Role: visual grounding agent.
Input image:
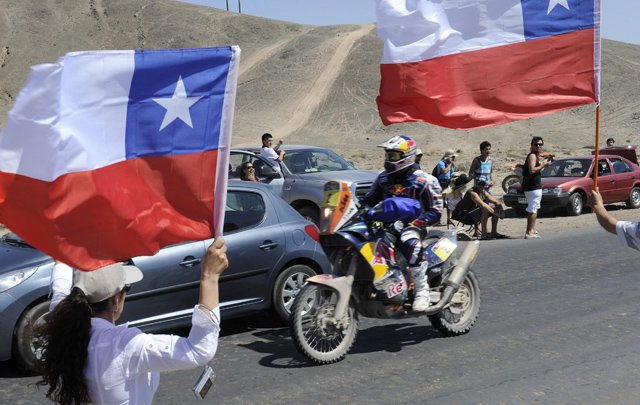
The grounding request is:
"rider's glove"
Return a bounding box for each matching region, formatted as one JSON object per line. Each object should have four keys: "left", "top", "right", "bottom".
{"left": 393, "top": 220, "right": 404, "bottom": 233}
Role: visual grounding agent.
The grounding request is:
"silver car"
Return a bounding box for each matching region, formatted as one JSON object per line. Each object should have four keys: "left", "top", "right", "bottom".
{"left": 0, "top": 181, "right": 330, "bottom": 370}
{"left": 230, "top": 145, "right": 378, "bottom": 224}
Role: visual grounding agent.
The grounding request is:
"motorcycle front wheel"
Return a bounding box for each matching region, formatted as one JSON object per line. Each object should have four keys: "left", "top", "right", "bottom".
{"left": 428, "top": 270, "right": 481, "bottom": 336}
{"left": 502, "top": 174, "right": 520, "bottom": 192}
{"left": 290, "top": 283, "right": 358, "bottom": 364}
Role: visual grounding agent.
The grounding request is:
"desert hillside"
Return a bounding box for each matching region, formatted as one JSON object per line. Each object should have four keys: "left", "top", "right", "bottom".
{"left": 1, "top": 0, "right": 640, "bottom": 175}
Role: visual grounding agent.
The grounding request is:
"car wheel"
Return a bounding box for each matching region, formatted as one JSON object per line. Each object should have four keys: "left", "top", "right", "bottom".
{"left": 626, "top": 187, "right": 640, "bottom": 209}
{"left": 566, "top": 192, "right": 583, "bottom": 216}
{"left": 271, "top": 265, "right": 316, "bottom": 324}
{"left": 297, "top": 206, "right": 319, "bottom": 225}
{"left": 13, "top": 300, "right": 50, "bottom": 372}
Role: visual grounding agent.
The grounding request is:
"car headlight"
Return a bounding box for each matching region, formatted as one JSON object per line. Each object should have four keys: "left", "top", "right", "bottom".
{"left": 0, "top": 268, "right": 37, "bottom": 293}
{"left": 542, "top": 187, "right": 563, "bottom": 194}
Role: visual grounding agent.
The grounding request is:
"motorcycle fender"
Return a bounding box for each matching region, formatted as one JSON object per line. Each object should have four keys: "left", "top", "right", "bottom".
{"left": 306, "top": 274, "right": 341, "bottom": 286}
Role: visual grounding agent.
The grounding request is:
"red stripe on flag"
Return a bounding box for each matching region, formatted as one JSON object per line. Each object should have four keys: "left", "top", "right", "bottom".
{"left": 0, "top": 150, "right": 218, "bottom": 270}
{"left": 377, "top": 29, "right": 597, "bottom": 129}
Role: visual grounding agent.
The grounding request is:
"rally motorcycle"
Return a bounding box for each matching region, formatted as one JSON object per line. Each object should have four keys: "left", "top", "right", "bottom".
{"left": 289, "top": 181, "right": 481, "bottom": 364}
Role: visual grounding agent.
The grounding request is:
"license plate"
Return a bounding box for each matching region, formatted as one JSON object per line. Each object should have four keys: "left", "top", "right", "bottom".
{"left": 518, "top": 197, "right": 527, "bottom": 204}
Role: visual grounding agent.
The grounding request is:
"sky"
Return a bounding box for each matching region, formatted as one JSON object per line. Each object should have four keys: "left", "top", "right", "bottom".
{"left": 186, "top": 0, "right": 639, "bottom": 45}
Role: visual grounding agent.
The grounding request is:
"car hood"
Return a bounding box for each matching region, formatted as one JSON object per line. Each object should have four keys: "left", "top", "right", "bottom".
{"left": 510, "top": 177, "right": 590, "bottom": 191}
{"left": 0, "top": 239, "right": 52, "bottom": 274}
{"left": 295, "top": 170, "right": 378, "bottom": 183}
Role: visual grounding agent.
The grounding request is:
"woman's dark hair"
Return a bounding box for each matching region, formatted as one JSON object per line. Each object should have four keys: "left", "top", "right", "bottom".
{"left": 531, "top": 136, "right": 544, "bottom": 147}
{"left": 239, "top": 161, "right": 256, "bottom": 181}
{"left": 36, "top": 287, "right": 110, "bottom": 405}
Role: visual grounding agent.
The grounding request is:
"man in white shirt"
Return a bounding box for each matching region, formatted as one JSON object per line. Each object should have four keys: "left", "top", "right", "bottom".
{"left": 260, "top": 133, "right": 285, "bottom": 167}
{"left": 588, "top": 188, "right": 640, "bottom": 250}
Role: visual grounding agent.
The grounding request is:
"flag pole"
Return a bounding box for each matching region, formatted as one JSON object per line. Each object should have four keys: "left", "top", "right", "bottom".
{"left": 593, "top": 104, "right": 600, "bottom": 191}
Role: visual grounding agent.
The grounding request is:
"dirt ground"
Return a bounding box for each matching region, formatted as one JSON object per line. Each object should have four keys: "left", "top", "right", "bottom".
{"left": 1, "top": 1, "right": 640, "bottom": 240}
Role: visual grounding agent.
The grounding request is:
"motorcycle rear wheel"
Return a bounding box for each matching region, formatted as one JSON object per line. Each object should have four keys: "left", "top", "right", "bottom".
{"left": 502, "top": 174, "right": 520, "bottom": 192}
{"left": 290, "top": 283, "right": 358, "bottom": 364}
{"left": 428, "top": 270, "right": 480, "bottom": 336}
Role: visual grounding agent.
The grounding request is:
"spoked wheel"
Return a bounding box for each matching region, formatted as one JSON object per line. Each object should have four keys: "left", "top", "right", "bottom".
{"left": 502, "top": 174, "right": 520, "bottom": 192}
{"left": 290, "top": 284, "right": 358, "bottom": 364}
{"left": 428, "top": 270, "right": 480, "bottom": 336}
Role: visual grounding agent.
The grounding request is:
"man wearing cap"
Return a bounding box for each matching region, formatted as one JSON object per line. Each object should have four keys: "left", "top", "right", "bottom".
{"left": 436, "top": 149, "right": 457, "bottom": 190}
{"left": 452, "top": 178, "right": 508, "bottom": 240}
{"left": 39, "top": 239, "right": 228, "bottom": 405}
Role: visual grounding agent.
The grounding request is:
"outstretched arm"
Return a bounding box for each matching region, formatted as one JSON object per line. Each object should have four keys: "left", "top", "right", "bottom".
{"left": 587, "top": 188, "right": 618, "bottom": 234}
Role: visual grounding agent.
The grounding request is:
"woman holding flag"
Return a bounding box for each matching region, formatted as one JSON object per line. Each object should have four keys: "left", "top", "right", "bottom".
{"left": 36, "top": 239, "right": 228, "bottom": 405}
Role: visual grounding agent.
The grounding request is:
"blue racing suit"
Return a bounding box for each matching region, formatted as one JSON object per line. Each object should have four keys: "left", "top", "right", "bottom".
{"left": 360, "top": 168, "right": 443, "bottom": 266}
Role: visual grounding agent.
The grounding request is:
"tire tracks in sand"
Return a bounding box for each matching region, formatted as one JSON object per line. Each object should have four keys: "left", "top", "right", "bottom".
{"left": 278, "top": 24, "right": 375, "bottom": 138}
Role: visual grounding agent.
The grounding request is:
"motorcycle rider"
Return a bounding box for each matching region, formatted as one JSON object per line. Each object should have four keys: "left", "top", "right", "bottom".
{"left": 360, "top": 135, "right": 443, "bottom": 311}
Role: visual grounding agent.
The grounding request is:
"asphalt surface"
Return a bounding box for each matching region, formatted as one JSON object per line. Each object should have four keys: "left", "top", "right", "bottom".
{"left": 2, "top": 224, "right": 640, "bottom": 404}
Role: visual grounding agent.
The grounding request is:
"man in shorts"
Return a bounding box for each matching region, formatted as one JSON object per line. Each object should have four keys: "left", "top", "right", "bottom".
{"left": 522, "top": 137, "right": 551, "bottom": 239}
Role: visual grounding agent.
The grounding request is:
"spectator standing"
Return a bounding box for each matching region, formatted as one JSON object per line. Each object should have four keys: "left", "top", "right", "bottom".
{"left": 260, "top": 133, "right": 285, "bottom": 167}
{"left": 37, "top": 240, "right": 228, "bottom": 405}
{"left": 452, "top": 178, "right": 507, "bottom": 240}
{"left": 588, "top": 188, "right": 640, "bottom": 249}
{"left": 522, "top": 137, "right": 551, "bottom": 239}
{"left": 436, "top": 149, "right": 457, "bottom": 190}
{"left": 239, "top": 161, "right": 259, "bottom": 182}
{"left": 606, "top": 138, "right": 615, "bottom": 147}
{"left": 412, "top": 149, "right": 424, "bottom": 170}
{"left": 469, "top": 141, "right": 494, "bottom": 192}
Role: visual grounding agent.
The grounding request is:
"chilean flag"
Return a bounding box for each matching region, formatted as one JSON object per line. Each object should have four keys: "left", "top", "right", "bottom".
{"left": 376, "top": 0, "right": 601, "bottom": 129}
{"left": 0, "top": 47, "right": 240, "bottom": 270}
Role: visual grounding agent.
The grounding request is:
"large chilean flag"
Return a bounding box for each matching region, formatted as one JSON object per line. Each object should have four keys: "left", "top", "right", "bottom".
{"left": 0, "top": 47, "right": 240, "bottom": 270}
{"left": 376, "top": 0, "right": 601, "bottom": 129}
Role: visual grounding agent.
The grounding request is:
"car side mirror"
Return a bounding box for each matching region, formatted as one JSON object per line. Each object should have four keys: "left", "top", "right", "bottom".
{"left": 260, "top": 165, "right": 281, "bottom": 179}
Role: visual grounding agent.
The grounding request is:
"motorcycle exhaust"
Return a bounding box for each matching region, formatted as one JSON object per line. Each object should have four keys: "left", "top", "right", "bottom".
{"left": 423, "top": 240, "right": 479, "bottom": 315}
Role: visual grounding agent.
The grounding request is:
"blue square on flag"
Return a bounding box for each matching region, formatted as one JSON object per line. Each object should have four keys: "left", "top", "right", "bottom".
{"left": 125, "top": 48, "right": 232, "bottom": 158}
{"left": 521, "top": 0, "right": 595, "bottom": 41}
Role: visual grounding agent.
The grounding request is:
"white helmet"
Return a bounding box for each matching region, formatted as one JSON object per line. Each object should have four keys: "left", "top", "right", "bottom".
{"left": 378, "top": 135, "right": 417, "bottom": 174}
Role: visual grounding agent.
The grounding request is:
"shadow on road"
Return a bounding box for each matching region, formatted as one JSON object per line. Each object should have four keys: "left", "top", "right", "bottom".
{"left": 237, "top": 320, "right": 443, "bottom": 368}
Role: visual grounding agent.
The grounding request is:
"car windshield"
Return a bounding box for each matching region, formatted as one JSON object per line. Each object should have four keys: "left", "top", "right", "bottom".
{"left": 542, "top": 159, "right": 592, "bottom": 178}
{"left": 0, "top": 232, "right": 33, "bottom": 248}
{"left": 283, "top": 149, "right": 356, "bottom": 175}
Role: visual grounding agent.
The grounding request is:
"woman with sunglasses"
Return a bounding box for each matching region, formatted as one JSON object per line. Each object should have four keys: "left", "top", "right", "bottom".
{"left": 37, "top": 239, "right": 228, "bottom": 405}
{"left": 522, "top": 137, "right": 551, "bottom": 239}
{"left": 240, "top": 161, "right": 259, "bottom": 182}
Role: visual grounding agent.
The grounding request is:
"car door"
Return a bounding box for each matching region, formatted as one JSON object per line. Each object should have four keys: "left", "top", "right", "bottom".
{"left": 609, "top": 158, "right": 635, "bottom": 201}
{"left": 212, "top": 188, "right": 286, "bottom": 311}
{"left": 595, "top": 159, "right": 617, "bottom": 203}
{"left": 121, "top": 240, "right": 207, "bottom": 324}
{"left": 229, "top": 151, "right": 284, "bottom": 197}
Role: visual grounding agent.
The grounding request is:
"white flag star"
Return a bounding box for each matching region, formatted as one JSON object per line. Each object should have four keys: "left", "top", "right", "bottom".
{"left": 548, "top": 0, "right": 570, "bottom": 14}
{"left": 153, "top": 76, "right": 202, "bottom": 131}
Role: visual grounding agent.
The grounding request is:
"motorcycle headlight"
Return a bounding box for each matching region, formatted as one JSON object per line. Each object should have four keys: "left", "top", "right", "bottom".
{"left": 0, "top": 268, "right": 37, "bottom": 293}
{"left": 542, "top": 187, "right": 563, "bottom": 194}
{"left": 507, "top": 188, "right": 518, "bottom": 194}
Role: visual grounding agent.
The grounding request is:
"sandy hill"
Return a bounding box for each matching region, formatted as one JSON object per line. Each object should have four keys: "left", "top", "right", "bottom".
{"left": 1, "top": 0, "right": 640, "bottom": 174}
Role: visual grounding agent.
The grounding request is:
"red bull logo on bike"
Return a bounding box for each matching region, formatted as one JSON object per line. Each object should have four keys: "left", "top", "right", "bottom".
{"left": 387, "top": 279, "right": 407, "bottom": 298}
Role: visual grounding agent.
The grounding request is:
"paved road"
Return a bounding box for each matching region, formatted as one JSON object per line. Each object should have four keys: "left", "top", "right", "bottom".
{"left": 2, "top": 225, "right": 640, "bottom": 404}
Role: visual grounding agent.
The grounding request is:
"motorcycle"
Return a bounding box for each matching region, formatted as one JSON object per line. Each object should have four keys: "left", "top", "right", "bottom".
{"left": 501, "top": 154, "right": 556, "bottom": 192}
{"left": 289, "top": 180, "right": 481, "bottom": 364}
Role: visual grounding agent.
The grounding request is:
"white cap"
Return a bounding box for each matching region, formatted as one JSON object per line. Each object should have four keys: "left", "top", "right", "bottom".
{"left": 74, "top": 263, "right": 143, "bottom": 304}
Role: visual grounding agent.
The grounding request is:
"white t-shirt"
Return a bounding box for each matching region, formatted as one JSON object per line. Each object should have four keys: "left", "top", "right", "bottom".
{"left": 260, "top": 146, "right": 280, "bottom": 167}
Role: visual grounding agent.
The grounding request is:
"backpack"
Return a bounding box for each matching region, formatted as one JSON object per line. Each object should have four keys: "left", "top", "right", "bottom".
{"left": 432, "top": 163, "right": 439, "bottom": 177}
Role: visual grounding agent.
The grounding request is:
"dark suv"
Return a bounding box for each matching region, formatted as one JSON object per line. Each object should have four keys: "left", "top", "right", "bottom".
{"left": 230, "top": 145, "right": 378, "bottom": 224}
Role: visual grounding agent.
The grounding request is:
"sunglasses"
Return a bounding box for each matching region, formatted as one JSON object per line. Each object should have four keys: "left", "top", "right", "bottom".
{"left": 123, "top": 284, "right": 131, "bottom": 293}
{"left": 244, "top": 166, "right": 253, "bottom": 169}
{"left": 534, "top": 143, "right": 544, "bottom": 146}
